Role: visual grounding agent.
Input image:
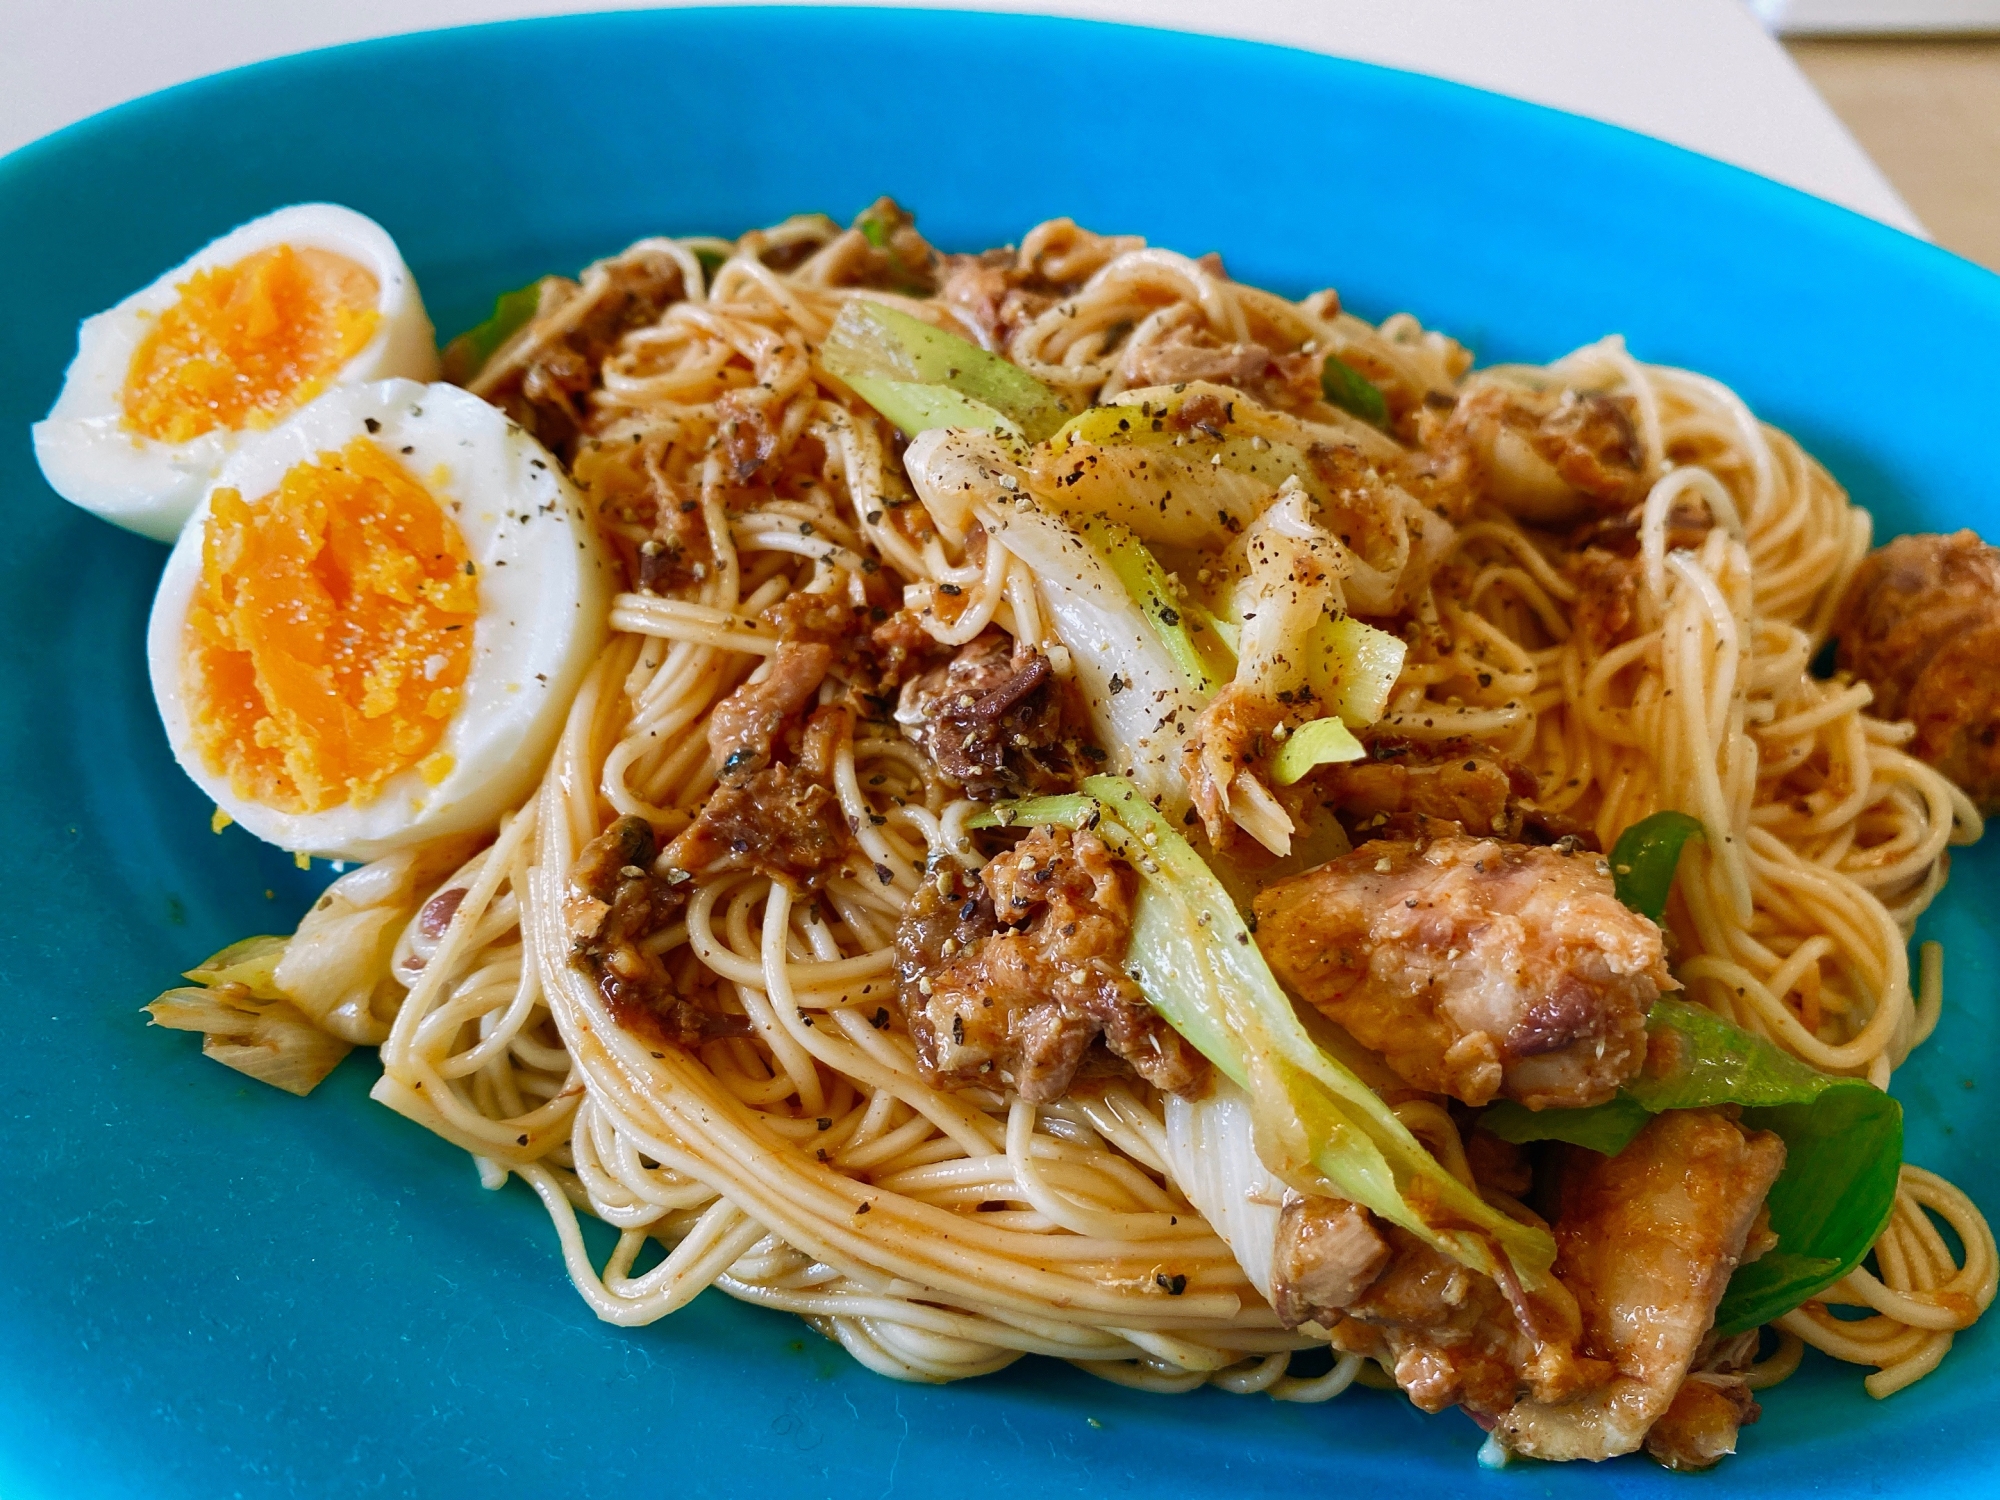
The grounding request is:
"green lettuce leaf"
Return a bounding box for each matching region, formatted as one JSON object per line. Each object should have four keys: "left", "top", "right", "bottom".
{"left": 1609, "top": 809, "right": 1704, "bottom": 923}
{"left": 1482, "top": 998, "right": 1902, "bottom": 1335}
{"left": 1320, "top": 356, "right": 1388, "bottom": 426}
{"left": 441, "top": 279, "right": 545, "bottom": 384}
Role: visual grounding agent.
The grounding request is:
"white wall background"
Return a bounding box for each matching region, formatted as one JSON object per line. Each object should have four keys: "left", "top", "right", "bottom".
{"left": 0, "top": 0, "right": 1922, "bottom": 234}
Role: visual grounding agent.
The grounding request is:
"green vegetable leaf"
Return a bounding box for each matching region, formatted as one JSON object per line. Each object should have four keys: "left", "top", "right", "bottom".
{"left": 1481, "top": 1094, "right": 1654, "bottom": 1155}
{"left": 822, "top": 299, "right": 1068, "bottom": 441}
{"left": 979, "top": 776, "right": 1558, "bottom": 1291}
{"left": 1320, "top": 356, "right": 1388, "bottom": 426}
{"left": 1271, "top": 716, "right": 1365, "bottom": 785}
{"left": 1609, "top": 809, "right": 1704, "bottom": 922}
{"left": 856, "top": 212, "right": 892, "bottom": 250}
{"left": 441, "top": 280, "right": 546, "bottom": 384}
{"left": 1482, "top": 998, "right": 1902, "bottom": 1334}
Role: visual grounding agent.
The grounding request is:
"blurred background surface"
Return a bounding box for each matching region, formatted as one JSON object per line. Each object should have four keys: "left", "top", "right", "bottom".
{"left": 2, "top": 1, "right": 1995, "bottom": 269}
{"left": 1787, "top": 37, "right": 2000, "bottom": 268}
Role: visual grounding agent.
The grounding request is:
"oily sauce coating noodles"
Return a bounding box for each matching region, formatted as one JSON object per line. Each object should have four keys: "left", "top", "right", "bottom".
{"left": 342, "top": 209, "right": 1989, "bottom": 1407}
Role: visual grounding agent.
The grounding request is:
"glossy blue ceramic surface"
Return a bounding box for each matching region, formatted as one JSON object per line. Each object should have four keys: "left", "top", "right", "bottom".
{"left": 1, "top": 9, "right": 1995, "bottom": 1497}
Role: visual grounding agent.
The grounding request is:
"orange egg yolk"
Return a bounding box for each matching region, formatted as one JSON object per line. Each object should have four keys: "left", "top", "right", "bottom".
{"left": 185, "top": 436, "right": 478, "bottom": 814}
{"left": 123, "top": 244, "right": 382, "bottom": 444}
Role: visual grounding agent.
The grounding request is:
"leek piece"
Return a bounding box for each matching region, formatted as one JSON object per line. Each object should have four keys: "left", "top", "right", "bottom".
{"left": 821, "top": 299, "right": 1068, "bottom": 441}
{"left": 1271, "top": 716, "right": 1366, "bottom": 785}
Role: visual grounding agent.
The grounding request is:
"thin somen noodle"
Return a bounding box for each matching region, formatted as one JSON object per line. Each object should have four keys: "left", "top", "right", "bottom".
{"left": 140, "top": 207, "right": 1997, "bottom": 1451}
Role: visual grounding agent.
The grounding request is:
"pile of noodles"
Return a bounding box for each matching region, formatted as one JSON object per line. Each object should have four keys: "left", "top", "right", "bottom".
{"left": 305, "top": 212, "right": 1994, "bottom": 1405}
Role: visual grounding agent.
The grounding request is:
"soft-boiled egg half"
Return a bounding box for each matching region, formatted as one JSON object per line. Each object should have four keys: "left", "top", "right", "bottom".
{"left": 149, "top": 379, "right": 614, "bottom": 862}
{"left": 34, "top": 203, "right": 439, "bottom": 543}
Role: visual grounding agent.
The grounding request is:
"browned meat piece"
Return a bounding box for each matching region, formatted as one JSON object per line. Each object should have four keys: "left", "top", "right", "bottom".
{"left": 896, "top": 631, "right": 1084, "bottom": 799}
{"left": 1322, "top": 737, "right": 1539, "bottom": 841}
{"left": 467, "top": 257, "right": 686, "bottom": 456}
{"left": 938, "top": 250, "right": 1062, "bottom": 351}
{"left": 1833, "top": 529, "right": 2000, "bottom": 812}
{"left": 762, "top": 588, "right": 863, "bottom": 648}
{"left": 708, "top": 588, "right": 910, "bottom": 782}
{"left": 938, "top": 222, "right": 1143, "bottom": 351}
{"left": 1554, "top": 501, "right": 1717, "bottom": 662}
{"left": 1496, "top": 1109, "right": 1787, "bottom": 1463}
{"left": 1569, "top": 549, "right": 1643, "bottom": 657}
{"left": 844, "top": 197, "right": 941, "bottom": 294}
{"left": 1429, "top": 383, "right": 1646, "bottom": 524}
{"left": 726, "top": 593, "right": 948, "bottom": 718}
{"left": 1565, "top": 494, "right": 1715, "bottom": 560}
{"left": 636, "top": 473, "right": 712, "bottom": 596}
{"left": 1642, "top": 1375, "right": 1760, "bottom": 1471}
{"left": 1253, "top": 835, "right": 1670, "bottom": 1108}
{"left": 714, "top": 387, "right": 780, "bottom": 482}
{"left": 862, "top": 606, "right": 951, "bottom": 696}
{"left": 707, "top": 643, "right": 833, "bottom": 782}
{"left": 663, "top": 706, "right": 855, "bottom": 892}
{"left": 1180, "top": 683, "right": 1286, "bottom": 852}
{"left": 1322, "top": 738, "right": 1598, "bottom": 850}
{"left": 565, "top": 815, "right": 741, "bottom": 1047}
{"left": 1327, "top": 1222, "right": 1608, "bottom": 1418}
{"left": 1120, "top": 324, "right": 1324, "bottom": 413}
{"left": 893, "top": 826, "right": 1202, "bottom": 1102}
{"left": 1537, "top": 391, "right": 1647, "bottom": 504}
{"left": 1270, "top": 1195, "right": 1391, "bottom": 1331}
{"left": 1319, "top": 1108, "right": 1782, "bottom": 1465}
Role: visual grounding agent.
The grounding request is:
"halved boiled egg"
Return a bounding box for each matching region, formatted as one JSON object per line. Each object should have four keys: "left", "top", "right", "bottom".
{"left": 148, "top": 379, "right": 614, "bottom": 861}
{"left": 34, "top": 204, "right": 439, "bottom": 543}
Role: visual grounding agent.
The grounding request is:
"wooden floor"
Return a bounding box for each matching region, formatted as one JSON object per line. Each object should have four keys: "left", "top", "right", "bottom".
{"left": 1788, "top": 38, "right": 2000, "bottom": 271}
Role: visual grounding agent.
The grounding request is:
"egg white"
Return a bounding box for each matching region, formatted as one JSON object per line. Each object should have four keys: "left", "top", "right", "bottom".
{"left": 34, "top": 203, "right": 440, "bottom": 544}
{"left": 148, "top": 379, "right": 615, "bottom": 862}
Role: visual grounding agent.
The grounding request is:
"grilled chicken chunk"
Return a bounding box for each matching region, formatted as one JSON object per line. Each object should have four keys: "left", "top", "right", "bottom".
{"left": 1641, "top": 1373, "right": 1762, "bottom": 1471}
{"left": 1324, "top": 1220, "right": 1607, "bottom": 1417}
{"left": 1496, "top": 1108, "right": 1786, "bottom": 1462}
{"left": 1286, "top": 1110, "right": 1782, "bottom": 1466}
{"left": 1254, "top": 834, "right": 1671, "bottom": 1109}
{"left": 1833, "top": 529, "right": 2000, "bottom": 813}
{"left": 1271, "top": 1194, "right": 1391, "bottom": 1332}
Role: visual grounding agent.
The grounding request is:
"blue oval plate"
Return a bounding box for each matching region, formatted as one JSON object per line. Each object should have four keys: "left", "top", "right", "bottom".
{"left": 2, "top": 9, "right": 1996, "bottom": 1497}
